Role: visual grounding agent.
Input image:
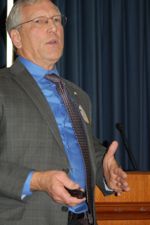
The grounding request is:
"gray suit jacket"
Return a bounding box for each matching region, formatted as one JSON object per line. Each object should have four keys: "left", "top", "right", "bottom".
{"left": 0, "top": 59, "right": 108, "bottom": 225}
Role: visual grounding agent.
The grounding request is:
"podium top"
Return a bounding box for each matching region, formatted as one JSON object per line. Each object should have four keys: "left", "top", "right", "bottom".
{"left": 95, "top": 172, "right": 150, "bottom": 203}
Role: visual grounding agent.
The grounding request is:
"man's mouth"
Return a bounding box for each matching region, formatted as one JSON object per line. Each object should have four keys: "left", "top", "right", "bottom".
{"left": 46, "top": 39, "right": 58, "bottom": 45}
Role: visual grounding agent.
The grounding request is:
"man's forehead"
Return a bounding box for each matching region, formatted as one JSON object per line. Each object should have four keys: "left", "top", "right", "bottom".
{"left": 21, "top": 0, "right": 60, "bottom": 18}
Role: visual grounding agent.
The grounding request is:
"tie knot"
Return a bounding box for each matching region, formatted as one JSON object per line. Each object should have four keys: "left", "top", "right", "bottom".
{"left": 45, "top": 73, "right": 65, "bottom": 92}
{"left": 45, "top": 73, "right": 61, "bottom": 84}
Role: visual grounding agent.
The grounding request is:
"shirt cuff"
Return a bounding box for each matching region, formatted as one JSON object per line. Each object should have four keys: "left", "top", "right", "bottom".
{"left": 21, "top": 171, "right": 34, "bottom": 200}
{"left": 103, "top": 178, "right": 113, "bottom": 192}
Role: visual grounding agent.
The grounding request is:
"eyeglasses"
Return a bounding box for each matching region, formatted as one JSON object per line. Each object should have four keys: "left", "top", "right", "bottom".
{"left": 14, "top": 15, "right": 67, "bottom": 29}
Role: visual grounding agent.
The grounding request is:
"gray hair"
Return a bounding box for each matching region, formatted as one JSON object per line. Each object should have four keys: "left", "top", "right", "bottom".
{"left": 6, "top": 0, "right": 54, "bottom": 33}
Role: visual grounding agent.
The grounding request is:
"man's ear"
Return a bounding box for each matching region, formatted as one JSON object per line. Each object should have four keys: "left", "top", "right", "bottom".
{"left": 9, "top": 29, "right": 22, "bottom": 49}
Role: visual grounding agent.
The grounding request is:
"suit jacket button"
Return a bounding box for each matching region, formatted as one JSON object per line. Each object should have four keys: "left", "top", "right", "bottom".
{"left": 61, "top": 206, "right": 68, "bottom": 212}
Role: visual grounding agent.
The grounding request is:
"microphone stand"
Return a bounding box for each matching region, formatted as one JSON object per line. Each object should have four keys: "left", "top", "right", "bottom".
{"left": 116, "top": 123, "right": 138, "bottom": 171}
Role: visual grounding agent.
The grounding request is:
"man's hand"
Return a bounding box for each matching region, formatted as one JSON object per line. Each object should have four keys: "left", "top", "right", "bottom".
{"left": 30, "top": 170, "right": 86, "bottom": 206}
{"left": 103, "top": 141, "right": 130, "bottom": 195}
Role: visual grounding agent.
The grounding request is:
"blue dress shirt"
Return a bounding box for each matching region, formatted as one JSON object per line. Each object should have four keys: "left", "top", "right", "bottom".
{"left": 19, "top": 56, "right": 88, "bottom": 213}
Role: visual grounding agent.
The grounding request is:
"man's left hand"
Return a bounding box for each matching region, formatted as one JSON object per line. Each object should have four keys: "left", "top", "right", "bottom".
{"left": 103, "top": 141, "right": 130, "bottom": 195}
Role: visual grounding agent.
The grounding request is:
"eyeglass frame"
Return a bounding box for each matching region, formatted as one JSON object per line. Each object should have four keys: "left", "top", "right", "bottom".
{"left": 12, "top": 14, "right": 67, "bottom": 29}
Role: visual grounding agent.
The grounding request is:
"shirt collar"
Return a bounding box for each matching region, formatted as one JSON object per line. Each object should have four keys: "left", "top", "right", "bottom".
{"left": 18, "top": 56, "right": 59, "bottom": 81}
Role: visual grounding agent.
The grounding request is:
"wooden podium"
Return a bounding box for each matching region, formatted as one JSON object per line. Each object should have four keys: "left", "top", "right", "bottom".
{"left": 95, "top": 172, "right": 150, "bottom": 225}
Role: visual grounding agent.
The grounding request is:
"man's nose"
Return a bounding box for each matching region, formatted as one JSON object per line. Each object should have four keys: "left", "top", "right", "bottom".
{"left": 47, "top": 18, "right": 57, "bottom": 31}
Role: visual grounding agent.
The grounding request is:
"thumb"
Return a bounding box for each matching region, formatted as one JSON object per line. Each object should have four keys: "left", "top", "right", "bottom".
{"left": 61, "top": 173, "right": 80, "bottom": 190}
{"left": 106, "top": 141, "right": 118, "bottom": 158}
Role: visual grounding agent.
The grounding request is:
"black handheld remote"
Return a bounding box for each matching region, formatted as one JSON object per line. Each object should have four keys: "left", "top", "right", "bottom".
{"left": 65, "top": 188, "right": 85, "bottom": 199}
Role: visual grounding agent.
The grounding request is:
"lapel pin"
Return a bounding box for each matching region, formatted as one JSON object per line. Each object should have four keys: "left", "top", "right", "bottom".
{"left": 79, "top": 105, "right": 90, "bottom": 124}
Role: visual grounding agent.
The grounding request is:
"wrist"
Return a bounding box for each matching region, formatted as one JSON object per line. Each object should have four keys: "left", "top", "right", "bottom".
{"left": 30, "top": 171, "right": 44, "bottom": 191}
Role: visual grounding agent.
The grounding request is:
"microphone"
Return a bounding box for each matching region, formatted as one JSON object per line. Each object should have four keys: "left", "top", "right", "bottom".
{"left": 116, "top": 123, "right": 138, "bottom": 170}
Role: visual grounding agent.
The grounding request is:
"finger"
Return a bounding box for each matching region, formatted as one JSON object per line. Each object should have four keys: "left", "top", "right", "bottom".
{"left": 118, "top": 178, "right": 130, "bottom": 190}
{"left": 65, "top": 194, "right": 86, "bottom": 206}
{"left": 116, "top": 183, "right": 130, "bottom": 192}
{"left": 115, "top": 191, "right": 122, "bottom": 196}
{"left": 113, "top": 167, "right": 127, "bottom": 178}
{"left": 105, "top": 168, "right": 127, "bottom": 189}
{"left": 114, "top": 179, "right": 130, "bottom": 192}
{"left": 50, "top": 183, "right": 85, "bottom": 205}
{"left": 58, "top": 172, "right": 80, "bottom": 190}
{"left": 112, "top": 172, "right": 129, "bottom": 189}
{"left": 59, "top": 187, "right": 86, "bottom": 206}
{"left": 108, "top": 174, "right": 127, "bottom": 190}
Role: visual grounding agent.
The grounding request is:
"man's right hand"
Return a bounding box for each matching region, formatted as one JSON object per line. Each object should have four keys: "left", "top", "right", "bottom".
{"left": 30, "top": 170, "right": 86, "bottom": 206}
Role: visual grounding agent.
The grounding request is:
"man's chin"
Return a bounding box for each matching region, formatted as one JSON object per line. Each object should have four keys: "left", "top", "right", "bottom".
{"left": 46, "top": 53, "right": 62, "bottom": 62}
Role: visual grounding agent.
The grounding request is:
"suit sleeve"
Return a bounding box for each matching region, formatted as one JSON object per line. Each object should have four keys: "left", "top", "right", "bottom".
{"left": 0, "top": 103, "right": 31, "bottom": 200}
{"left": 86, "top": 98, "right": 112, "bottom": 195}
{"left": 0, "top": 161, "right": 32, "bottom": 200}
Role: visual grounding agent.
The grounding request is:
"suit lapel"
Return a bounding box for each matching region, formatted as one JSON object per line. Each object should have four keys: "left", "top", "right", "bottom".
{"left": 65, "top": 80, "right": 91, "bottom": 124}
{"left": 9, "top": 59, "right": 64, "bottom": 150}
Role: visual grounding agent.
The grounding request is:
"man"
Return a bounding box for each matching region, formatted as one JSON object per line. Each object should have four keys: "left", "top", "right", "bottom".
{"left": 0, "top": 0, "right": 129, "bottom": 224}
